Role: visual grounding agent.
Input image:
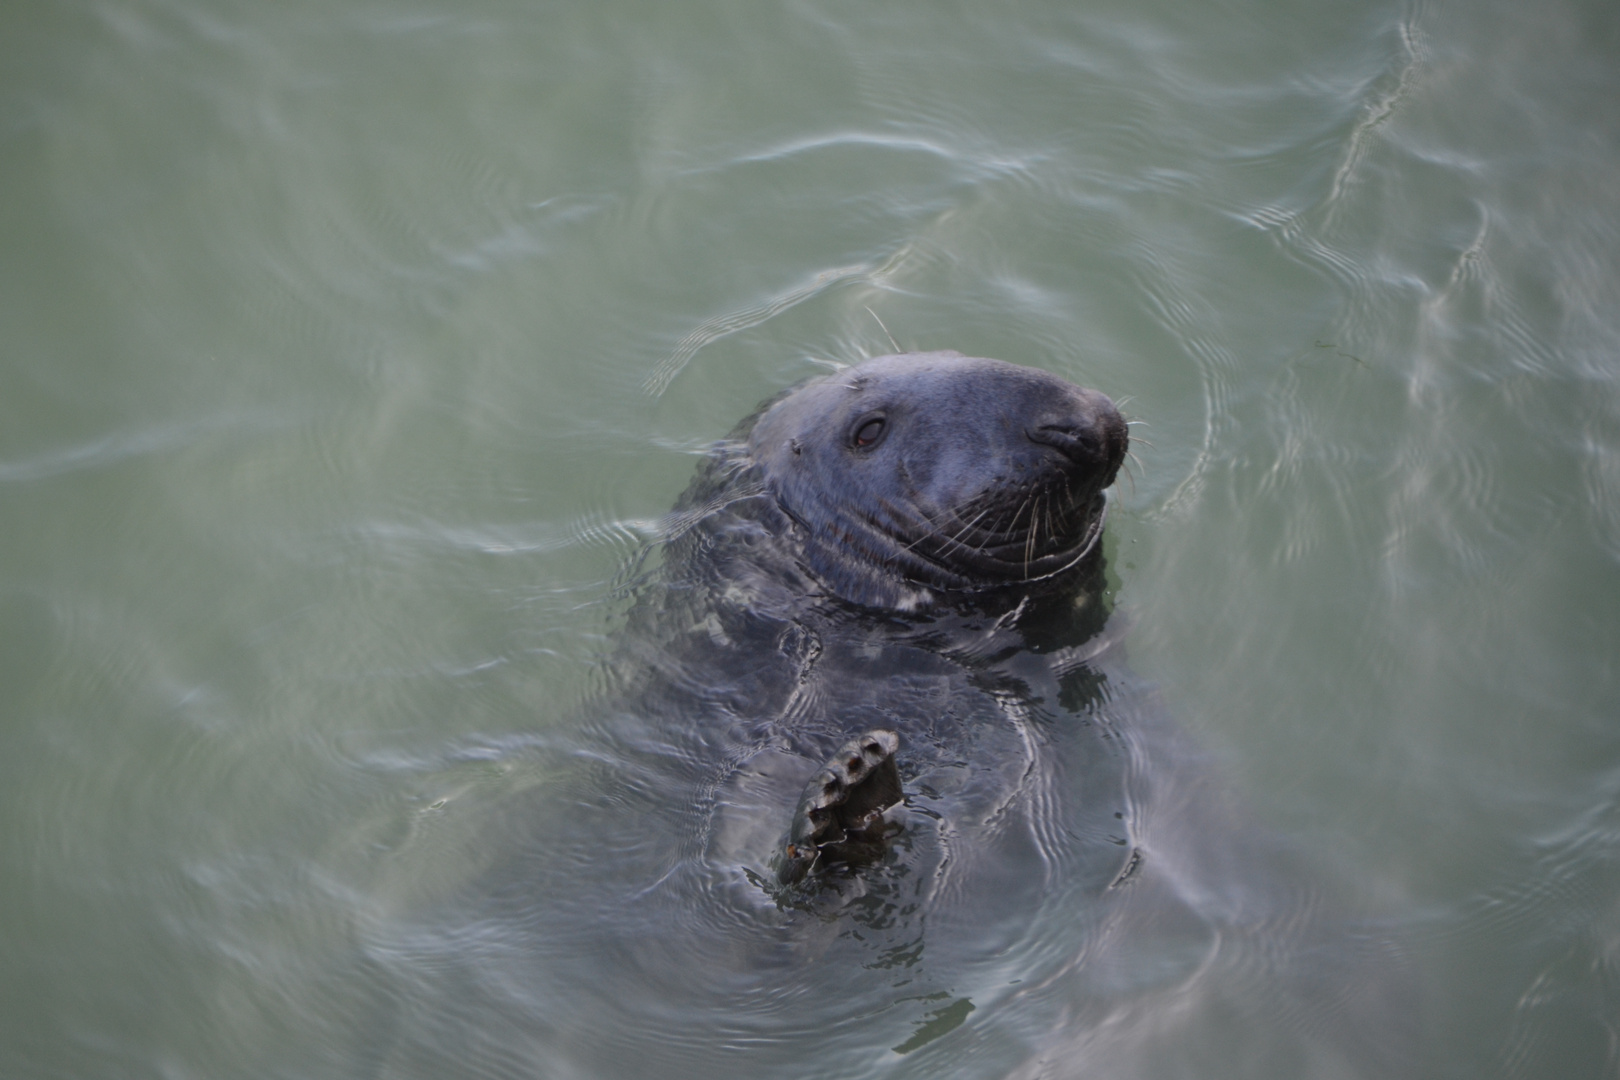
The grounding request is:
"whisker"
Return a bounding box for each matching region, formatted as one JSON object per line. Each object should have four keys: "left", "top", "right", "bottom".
{"left": 864, "top": 306, "right": 902, "bottom": 354}
{"left": 899, "top": 501, "right": 997, "bottom": 557}
{"left": 988, "top": 497, "right": 1028, "bottom": 549}
{"left": 942, "top": 505, "right": 1005, "bottom": 558}
{"left": 1022, "top": 492, "right": 1040, "bottom": 578}
{"left": 939, "top": 498, "right": 998, "bottom": 535}
{"left": 920, "top": 501, "right": 979, "bottom": 546}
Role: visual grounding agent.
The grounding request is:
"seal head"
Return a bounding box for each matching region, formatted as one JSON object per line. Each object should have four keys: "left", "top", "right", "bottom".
{"left": 747, "top": 351, "right": 1127, "bottom": 611}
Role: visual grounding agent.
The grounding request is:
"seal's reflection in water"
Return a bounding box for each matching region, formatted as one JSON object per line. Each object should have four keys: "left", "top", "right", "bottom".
{"left": 354, "top": 354, "right": 1414, "bottom": 1080}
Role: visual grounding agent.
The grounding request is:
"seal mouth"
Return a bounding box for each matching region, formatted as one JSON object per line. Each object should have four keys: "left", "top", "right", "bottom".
{"left": 900, "top": 487, "right": 1109, "bottom": 589}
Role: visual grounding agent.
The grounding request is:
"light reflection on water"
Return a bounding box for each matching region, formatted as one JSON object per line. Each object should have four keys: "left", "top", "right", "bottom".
{"left": 2, "top": 0, "right": 1619, "bottom": 1076}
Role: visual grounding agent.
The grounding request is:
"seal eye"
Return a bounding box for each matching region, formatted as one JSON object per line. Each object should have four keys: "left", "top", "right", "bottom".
{"left": 852, "top": 416, "right": 887, "bottom": 450}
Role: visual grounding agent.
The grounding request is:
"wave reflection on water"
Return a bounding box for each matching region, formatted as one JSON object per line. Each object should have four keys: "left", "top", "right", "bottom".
{"left": 3, "top": 0, "right": 1620, "bottom": 1076}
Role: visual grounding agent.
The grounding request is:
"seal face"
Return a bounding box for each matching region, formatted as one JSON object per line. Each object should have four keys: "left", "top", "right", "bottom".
{"left": 745, "top": 351, "right": 1127, "bottom": 611}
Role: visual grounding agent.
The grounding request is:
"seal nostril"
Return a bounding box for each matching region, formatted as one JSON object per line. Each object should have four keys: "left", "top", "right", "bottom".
{"left": 1027, "top": 423, "right": 1097, "bottom": 464}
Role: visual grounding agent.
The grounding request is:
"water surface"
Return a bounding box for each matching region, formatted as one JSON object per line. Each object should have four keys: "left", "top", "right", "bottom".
{"left": 3, "top": 0, "right": 1619, "bottom": 1076}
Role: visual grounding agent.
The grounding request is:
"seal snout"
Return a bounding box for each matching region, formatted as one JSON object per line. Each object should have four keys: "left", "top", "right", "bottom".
{"left": 1024, "top": 394, "right": 1128, "bottom": 479}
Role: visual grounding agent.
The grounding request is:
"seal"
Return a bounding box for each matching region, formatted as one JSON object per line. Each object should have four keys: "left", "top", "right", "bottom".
{"left": 623, "top": 349, "right": 1128, "bottom": 886}
{"left": 346, "top": 350, "right": 1416, "bottom": 1080}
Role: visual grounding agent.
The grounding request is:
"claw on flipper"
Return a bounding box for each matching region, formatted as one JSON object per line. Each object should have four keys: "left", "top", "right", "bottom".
{"left": 778, "top": 729, "right": 904, "bottom": 885}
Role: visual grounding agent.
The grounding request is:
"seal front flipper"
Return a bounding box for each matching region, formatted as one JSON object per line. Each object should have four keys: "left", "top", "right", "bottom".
{"left": 776, "top": 730, "right": 904, "bottom": 886}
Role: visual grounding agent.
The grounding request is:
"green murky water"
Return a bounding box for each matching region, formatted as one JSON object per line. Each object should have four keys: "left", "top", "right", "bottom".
{"left": 3, "top": 0, "right": 1619, "bottom": 1076}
